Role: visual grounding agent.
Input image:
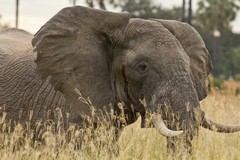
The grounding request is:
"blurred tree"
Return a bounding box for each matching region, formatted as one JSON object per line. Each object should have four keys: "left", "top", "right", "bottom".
{"left": 69, "top": 0, "right": 106, "bottom": 9}
{"left": 182, "top": 0, "right": 186, "bottom": 22}
{"left": 16, "top": 0, "right": 19, "bottom": 28}
{"left": 195, "top": 0, "right": 240, "bottom": 34}
{"left": 195, "top": 0, "right": 240, "bottom": 77}
{"left": 195, "top": 24, "right": 240, "bottom": 78}
{"left": 182, "top": 0, "right": 192, "bottom": 24}
{"left": 188, "top": 0, "right": 192, "bottom": 24}
{"left": 82, "top": 0, "right": 182, "bottom": 20}
{"left": 110, "top": 0, "right": 182, "bottom": 20}
{"left": 226, "top": 47, "right": 240, "bottom": 77}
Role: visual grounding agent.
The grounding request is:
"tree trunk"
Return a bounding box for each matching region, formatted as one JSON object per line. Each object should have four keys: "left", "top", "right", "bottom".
{"left": 188, "top": 0, "right": 192, "bottom": 25}
{"left": 15, "top": 0, "right": 19, "bottom": 28}
{"left": 182, "top": 0, "right": 186, "bottom": 22}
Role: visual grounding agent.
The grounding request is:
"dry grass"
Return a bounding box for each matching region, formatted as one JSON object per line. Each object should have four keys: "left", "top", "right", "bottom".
{"left": 1, "top": 92, "right": 240, "bottom": 160}
{"left": 223, "top": 80, "right": 240, "bottom": 96}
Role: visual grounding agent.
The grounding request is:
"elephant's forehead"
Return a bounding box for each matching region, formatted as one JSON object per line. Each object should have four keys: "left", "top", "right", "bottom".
{"left": 123, "top": 19, "right": 181, "bottom": 51}
{"left": 126, "top": 19, "right": 176, "bottom": 41}
{"left": 121, "top": 39, "right": 183, "bottom": 64}
{"left": 114, "top": 19, "right": 189, "bottom": 66}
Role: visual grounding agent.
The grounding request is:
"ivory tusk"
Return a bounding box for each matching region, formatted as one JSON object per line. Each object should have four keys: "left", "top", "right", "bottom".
{"left": 202, "top": 118, "right": 240, "bottom": 133}
{"left": 152, "top": 114, "right": 183, "bottom": 137}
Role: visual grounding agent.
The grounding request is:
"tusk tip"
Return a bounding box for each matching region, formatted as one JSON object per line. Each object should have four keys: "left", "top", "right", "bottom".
{"left": 152, "top": 114, "right": 184, "bottom": 137}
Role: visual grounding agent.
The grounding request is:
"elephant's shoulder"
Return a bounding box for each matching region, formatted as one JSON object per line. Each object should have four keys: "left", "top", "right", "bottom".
{"left": 0, "top": 28, "right": 34, "bottom": 68}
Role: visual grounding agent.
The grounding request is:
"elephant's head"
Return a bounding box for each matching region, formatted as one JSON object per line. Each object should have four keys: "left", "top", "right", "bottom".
{"left": 32, "top": 6, "right": 240, "bottom": 139}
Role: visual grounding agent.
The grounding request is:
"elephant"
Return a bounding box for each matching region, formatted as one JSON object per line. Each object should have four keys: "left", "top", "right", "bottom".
{"left": 0, "top": 28, "right": 179, "bottom": 137}
{"left": 0, "top": 29, "right": 68, "bottom": 127}
{"left": 1, "top": 6, "right": 240, "bottom": 155}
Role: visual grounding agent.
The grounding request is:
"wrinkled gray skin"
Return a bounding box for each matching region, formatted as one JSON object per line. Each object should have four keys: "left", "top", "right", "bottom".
{"left": 1, "top": 6, "right": 240, "bottom": 155}
{"left": 0, "top": 29, "right": 68, "bottom": 125}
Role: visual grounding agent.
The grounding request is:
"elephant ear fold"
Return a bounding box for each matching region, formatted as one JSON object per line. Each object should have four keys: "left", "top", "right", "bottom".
{"left": 32, "top": 6, "right": 130, "bottom": 120}
{"left": 150, "top": 19, "right": 213, "bottom": 101}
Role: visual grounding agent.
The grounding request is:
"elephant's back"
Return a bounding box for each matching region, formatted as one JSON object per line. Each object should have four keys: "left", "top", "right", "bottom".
{"left": 0, "top": 28, "right": 33, "bottom": 68}
{"left": 0, "top": 28, "right": 68, "bottom": 125}
{"left": 0, "top": 28, "right": 37, "bottom": 106}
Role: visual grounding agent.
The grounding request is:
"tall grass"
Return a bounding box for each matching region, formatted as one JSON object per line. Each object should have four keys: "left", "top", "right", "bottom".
{"left": 1, "top": 93, "right": 240, "bottom": 160}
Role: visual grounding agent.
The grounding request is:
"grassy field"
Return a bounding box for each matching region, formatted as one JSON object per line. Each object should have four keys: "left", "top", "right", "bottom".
{"left": 1, "top": 93, "right": 240, "bottom": 160}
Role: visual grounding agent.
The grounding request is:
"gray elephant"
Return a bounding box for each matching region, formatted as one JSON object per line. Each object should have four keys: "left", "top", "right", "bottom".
{"left": 1, "top": 6, "right": 240, "bottom": 154}
{"left": 0, "top": 29, "right": 178, "bottom": 137}
{"left": 0, "top": 28, "right": 68, "bottom": 126}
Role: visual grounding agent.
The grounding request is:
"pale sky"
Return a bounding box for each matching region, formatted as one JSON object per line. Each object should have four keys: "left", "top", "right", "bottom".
{"left": 0, "top": 0, "right": 240, "bottom": 34}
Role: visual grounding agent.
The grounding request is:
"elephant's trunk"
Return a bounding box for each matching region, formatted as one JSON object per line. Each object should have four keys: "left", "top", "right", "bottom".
{"left": 151, "top": 76, "right": 202, "bottom": 150}
{"left": 166, "top": 77, "right": 240, "bottom": 134}
{"left": 168, "top": 79, "right": 202, "bottom": 129}
{"left": 158, "top": 78, "right": 204, "bottom": 152}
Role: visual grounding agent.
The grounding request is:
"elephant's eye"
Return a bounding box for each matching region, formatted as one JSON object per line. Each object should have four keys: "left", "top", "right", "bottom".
{"left": 137, "top": 63, "right": 148, "bottom": 72}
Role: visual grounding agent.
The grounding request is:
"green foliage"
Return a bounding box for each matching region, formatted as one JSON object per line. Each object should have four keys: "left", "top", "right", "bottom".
{"left": 194, "top": 25, "right": 240, "bottom": 78}
{"left": 195, "top": 0, "right": 240, "bottom": 33}
{"left": 207, "top": 75, "right": 224, "bottom": 92}
{"left": 208, "top": 75, "right": 225, "bottom": 91}
{"left": 235, "top": 74, "right": 240, "bottom": 81}
{"left": 212, "top": 77, "right": 225, "bottom": 90}
{"left": 213, "top": 32, "right": 240, "bottom": 78}
{"left": 193, "top": 0, "right": 240, "bottom": 78}
{"left": 83, "top": 0, "right": 182, "bottom": 20}
{"left": 110, "top": 0, "right": 182, "bottom": 20}
{"left": 226, "top": 47, "right": 240, "bottom": 78}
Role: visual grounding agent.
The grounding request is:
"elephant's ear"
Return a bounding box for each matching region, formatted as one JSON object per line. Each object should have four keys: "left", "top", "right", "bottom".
{"left": 150, "top": 19, "right": 213, "bottom": 101}
{"left": 32, "top": 6, "right": 130, "bottom": 120}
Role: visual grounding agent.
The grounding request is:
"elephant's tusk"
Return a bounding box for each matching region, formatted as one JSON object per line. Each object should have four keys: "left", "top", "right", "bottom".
{"left": 152, "top": 114, "right": 183, "bottom": 137}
